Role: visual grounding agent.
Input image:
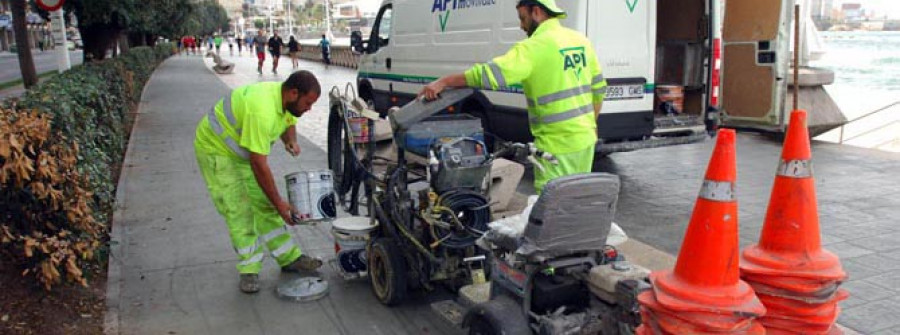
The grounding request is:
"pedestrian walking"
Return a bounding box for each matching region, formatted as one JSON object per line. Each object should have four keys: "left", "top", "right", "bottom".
{"left": 288, "top": 36, "right": 301, "bottom": 69}
{"left": 268, "top": 31, "right": 285, "bottom": 74}
{"left": 228, "top": 36, "right": 234, "bottom": 56}
{"left": 237, "top": 37, "right": 243, "bottom": 56}
{"left": 318, "top": 35, "right": 331, "bottom": 68}
{"left": 253, "top": 31, "right": 268, "bottom": 75}
{"left": 214, "top": 34, "right": 223, "bottom": 54}
{"left": 420, "top": 0, "right": 607, "bottom": 194}
{"left": 193, "top": 71, "right": 324, "bottom": 293}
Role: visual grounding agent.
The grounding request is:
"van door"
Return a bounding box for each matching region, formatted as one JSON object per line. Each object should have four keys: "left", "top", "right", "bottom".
{"left": 360, "top": 3, "right": 394, "bottom": 111}
{"left": 720, "top": 0, "right": 791, "bottom": 130}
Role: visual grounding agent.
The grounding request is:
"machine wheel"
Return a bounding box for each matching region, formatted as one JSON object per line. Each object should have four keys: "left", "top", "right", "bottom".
{"left": 327, "top": 107, "right": 356, "bottom": 197}
{"left": 465, "top": 296, "right": 531, "bottom": 335}
{"left": 368, "top": 238, "right": 408, "bottom": 306}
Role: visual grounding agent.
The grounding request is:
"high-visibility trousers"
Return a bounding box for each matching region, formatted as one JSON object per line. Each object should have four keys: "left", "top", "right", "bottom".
{"left": 195, "top": 148, "right": 302, "bottom": 274}
{"left": 533, "top": 144, "right": 595, "bottom": 194}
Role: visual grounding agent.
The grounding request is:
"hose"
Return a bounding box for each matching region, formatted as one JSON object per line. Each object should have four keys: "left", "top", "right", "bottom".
{"left": 429, "top": 190, "right": 491, "bottom": 249}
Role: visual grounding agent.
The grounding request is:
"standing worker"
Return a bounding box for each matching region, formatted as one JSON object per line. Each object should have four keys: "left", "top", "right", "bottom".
{"left": 253, "top": 30, "right": 268, "bottom": 75}
{"left": 194, "top": 71, "right": 324, "bottom": 293}
{"left": 268, "top": 31, "right": 285, "bottom": 74}
{"left": 420, "top": 0, "right": 606, "bottom": 194}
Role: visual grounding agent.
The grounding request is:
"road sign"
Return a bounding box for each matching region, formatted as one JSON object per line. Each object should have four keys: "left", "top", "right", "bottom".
{"left": 36, "top": 0, "right": 64, "bottom": 12}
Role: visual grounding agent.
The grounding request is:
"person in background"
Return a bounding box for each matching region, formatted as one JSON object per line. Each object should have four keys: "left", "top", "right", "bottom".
{"left": 253, "top": 30, "right": 268, "bottom": 75}
{"left": 228, "top": 36, "right": 235, "bottom": 56}
{"left": 318, "top": 34, "right": 331, "bottom": 68}
{"left": 237, "top": 36, "right": 243, "bottom": 56}
{"left": 207, "top": 36, "right": 214, "bottom": 52}
{"left": 288, "top": 36, "right": 301, "bottom": 69}
{"left": 268, "top": 31, "right": 285, "bottom": 74}
{"left": 214, "top": 34, "right": 224, "bottom": 54}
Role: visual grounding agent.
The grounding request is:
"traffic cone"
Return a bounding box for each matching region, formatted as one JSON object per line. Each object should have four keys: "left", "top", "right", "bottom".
{"left": 740, "top": 110, "right": 848, "bottom": 334}
{"left": 636, "top": 129, "right": 766, "bottom": 334}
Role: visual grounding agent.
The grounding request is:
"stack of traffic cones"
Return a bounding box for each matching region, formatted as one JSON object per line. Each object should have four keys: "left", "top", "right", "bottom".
{"left": 740, "top": 110, "right": 848, "bottom": 334}
{"left": 637, "top": 129, "right": 766, "bottom": 334}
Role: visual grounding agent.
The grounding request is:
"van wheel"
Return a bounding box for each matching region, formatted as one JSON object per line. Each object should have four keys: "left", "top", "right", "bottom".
{"left": 369, "top": 238, "right": 408, "bottom": 306}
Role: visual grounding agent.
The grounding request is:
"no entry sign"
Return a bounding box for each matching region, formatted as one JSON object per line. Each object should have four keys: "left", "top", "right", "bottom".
{"left": 36, "top": 0, "right": 64, "bottom": 12}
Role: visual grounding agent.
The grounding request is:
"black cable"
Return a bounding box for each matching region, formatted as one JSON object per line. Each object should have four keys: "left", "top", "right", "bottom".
{"left": 432, "top": 190, "right": 491, "bottom": 249}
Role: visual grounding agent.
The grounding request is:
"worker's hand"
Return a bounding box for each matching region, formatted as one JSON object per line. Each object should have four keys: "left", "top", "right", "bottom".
{"left": 276, "top": 200, "right": 298, "bottom": 226}
{"left": 419, "top": 79, "right": 446, "bottom": 101}
{"left": 284, "top": 141, "right": 301, "bottom": 157}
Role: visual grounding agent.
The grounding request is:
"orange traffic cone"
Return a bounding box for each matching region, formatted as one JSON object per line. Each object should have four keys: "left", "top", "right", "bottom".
{"left": 636, "top": 129, "right": 766, "bottom": 334}
{"left": 740, "top": 110, "right": 848, "bottom": 334}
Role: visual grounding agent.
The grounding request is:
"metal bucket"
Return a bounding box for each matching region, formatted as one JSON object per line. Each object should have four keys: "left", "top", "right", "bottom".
{"left": 331, "top": 216, "right": 378, "bottom": 251}
{"left": 285, "top": 170, "right": 336, "bottom": 223}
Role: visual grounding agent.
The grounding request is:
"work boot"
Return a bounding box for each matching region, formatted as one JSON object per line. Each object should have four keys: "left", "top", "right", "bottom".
{"left": 282, "top": 254, "right": 323, "bottom": 273}
{"left": 239, "top": 273, "right": 260, "bottom": 294}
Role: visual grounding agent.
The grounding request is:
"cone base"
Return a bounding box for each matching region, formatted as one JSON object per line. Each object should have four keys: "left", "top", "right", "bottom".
{"left": 741, "top": 244, "right": 846, "bottom": 281}
{"left": 650, "top": 271, "right": 766, "bottom": 315}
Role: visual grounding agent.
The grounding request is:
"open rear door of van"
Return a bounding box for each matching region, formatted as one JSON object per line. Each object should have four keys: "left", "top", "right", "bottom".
{"left": 720, "top": 0, "right": 792, "bottom": 131}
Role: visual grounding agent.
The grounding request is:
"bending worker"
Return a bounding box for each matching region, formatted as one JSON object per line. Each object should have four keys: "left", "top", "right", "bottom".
{"left": 194, "top": 71, "right": 323, "bottom": 293}
{"left": 420, "top": 0, "right": 606, "bottom": 194}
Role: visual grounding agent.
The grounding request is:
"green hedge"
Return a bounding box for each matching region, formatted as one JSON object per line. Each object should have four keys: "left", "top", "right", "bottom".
{"left": 0, "top": 43, "right": 174, "bottom": 289}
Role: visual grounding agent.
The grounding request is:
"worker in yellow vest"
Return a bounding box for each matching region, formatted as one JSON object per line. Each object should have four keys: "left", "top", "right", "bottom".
{"left": 194, "top": 71, "right": 323, "bottom": 293}
{"left": 420, "top": 0, "right": 606, "bottom": 194}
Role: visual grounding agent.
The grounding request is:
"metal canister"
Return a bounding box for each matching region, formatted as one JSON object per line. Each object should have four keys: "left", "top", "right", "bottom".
{"left": 285, "top": 170, "right": 336, "bottom": 223}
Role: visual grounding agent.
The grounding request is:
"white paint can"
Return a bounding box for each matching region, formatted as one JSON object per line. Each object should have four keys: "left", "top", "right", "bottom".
{"left": 285, "top": 170, "right": 336, "bottom": 223}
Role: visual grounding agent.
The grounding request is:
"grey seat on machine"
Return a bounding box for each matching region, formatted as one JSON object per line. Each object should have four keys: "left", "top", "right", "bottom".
{"left": 517, "top": 173, "right": 620, "bottom": 259}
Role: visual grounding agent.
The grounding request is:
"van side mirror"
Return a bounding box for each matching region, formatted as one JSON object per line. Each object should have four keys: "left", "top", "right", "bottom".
{"left": 350, "top": 31, "right": 366, "bottom": 54}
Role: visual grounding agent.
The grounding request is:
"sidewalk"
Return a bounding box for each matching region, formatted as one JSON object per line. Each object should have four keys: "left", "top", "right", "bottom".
{"left": 109, "top": 52, "right": 900, "bottom": 334}
{"left": 105, "top": 55, "right": 460, "bottom": 334}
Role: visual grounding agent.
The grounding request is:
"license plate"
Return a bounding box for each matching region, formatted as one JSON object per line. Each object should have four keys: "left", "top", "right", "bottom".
{"left": 605, "top": 84, "right": 644, "bottom": 100}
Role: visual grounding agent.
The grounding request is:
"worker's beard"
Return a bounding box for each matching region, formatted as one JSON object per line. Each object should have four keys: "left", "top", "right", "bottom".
{"left": 524, "top": 18, "right": 539, "bottom": 37}
{"left": 286, "top": 100, "right": 305, "bottom": 117}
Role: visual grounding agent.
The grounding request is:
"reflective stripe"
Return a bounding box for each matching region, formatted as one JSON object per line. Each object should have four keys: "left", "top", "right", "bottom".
{"left": 222, "top": 91, "right": 236, "bottom": 126}
{"left": 238, "top": 253, "right": 264, "bottom": 266}
{"left": 207, "top": 107, "right": 225, "bottom": 134}
{"left": 777, "top": 159, "right": 813, "bottom": 178}
{"left": 226, "top": 138, "right": 250, "bottom": 159}
{"left": 262, "top": 226, "right": 288, "bottom": 243}
{"left": 207, "top": 94, "right": 250, "bottom": 159}
{"left": 698, "top": 180, "right": 735, "bottom": 202}
{"left": 536, "top": 85, "right": 591, "bottom": 106}
{"left": 592, "top": 74, "right": 604, "bottom": 86}
{"left": 271, "top": 242, "right": 295, "bottom": 258}
{"left": 488, "top": 62, "right": 506, "bottom": 88}
{"left": 236, "top": 243, "right": 259, "bottom": 257}
{"left": 481, "top": 66, "right": 491, "bottom": 90}
{"left": 593, "top": 86, "right": 607, "bottom": 95}
{"left": 529, "top": 103, "right": 593, "bottom": 125}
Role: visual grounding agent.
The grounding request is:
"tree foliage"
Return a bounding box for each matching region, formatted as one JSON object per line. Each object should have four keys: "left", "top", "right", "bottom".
{"left": 60, "top": 0, "right": 229, "bottom": 61}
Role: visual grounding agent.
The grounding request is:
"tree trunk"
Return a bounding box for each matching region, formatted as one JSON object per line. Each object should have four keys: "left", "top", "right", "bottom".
{"left": 118, "top": 33, "right": 130, "bottom": 54}
{"left": 11, "top": 0, "right": 37, "bottom": 88}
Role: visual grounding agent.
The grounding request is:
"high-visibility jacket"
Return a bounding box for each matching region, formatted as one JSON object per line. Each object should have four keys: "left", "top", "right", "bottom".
{"left": 194, "top": 82, "right": 297, "bottom": 160}
{"left": 465, "top": 18, "right": 606, "bottom": 154}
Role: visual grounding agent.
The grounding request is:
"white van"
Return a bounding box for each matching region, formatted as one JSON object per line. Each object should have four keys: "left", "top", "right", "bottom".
{"left": 351, "top": 0, "right": 797, "bottom": 154}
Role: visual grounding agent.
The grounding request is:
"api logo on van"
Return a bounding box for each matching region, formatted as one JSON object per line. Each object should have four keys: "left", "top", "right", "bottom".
{"left": 560, "top": 47, "right": 587, "bottom": 76}
{"left": 432, "top": 0, "right": 497, "bottom": 32}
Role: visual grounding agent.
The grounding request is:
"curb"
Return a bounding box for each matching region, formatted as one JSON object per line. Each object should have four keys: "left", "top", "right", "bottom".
{"left": 103, "top": 58, "right": 165, "bottom": 335}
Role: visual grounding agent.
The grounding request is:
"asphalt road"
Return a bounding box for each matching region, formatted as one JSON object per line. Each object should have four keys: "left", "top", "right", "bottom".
{"left": 0, "top": 49, "right": 83, "bottom": 84}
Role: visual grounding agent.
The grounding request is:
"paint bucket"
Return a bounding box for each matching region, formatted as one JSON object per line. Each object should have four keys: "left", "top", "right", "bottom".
{"left": 331, "top": 216, "right": 377, "bottom": 252}
{"left": 285, "top": 170, "right": 336, "bottom": 223}
{"left": 655, "top": 85, "right": 684, "bottom": 113}
{"left": 348, "top": 116, "right": 370, "bottom": 144}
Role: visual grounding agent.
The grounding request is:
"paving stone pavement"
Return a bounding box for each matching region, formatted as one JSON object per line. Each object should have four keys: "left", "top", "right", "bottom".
{"left": 108, "top": 51, "right": 900, "bottom": 334}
